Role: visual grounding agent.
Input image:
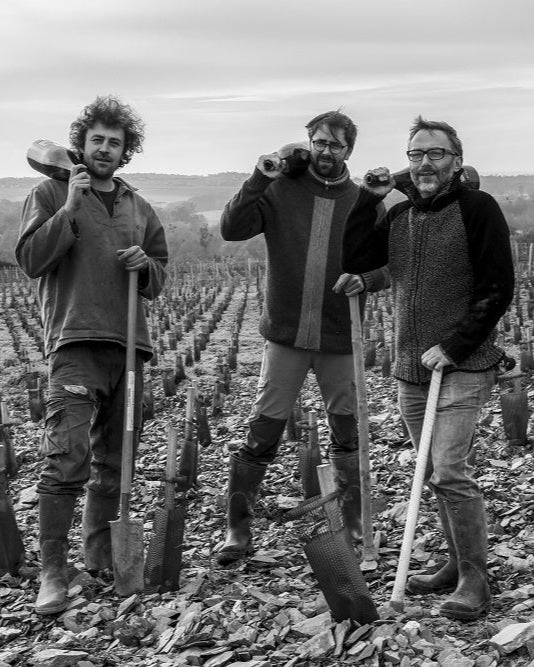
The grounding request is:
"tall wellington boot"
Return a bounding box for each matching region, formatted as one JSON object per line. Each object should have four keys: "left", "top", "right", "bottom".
{"left": 440, "top": 496, "right": 491, "bottom": 621}
{"left": 329, "top": 451, "right": 362, "bottom": 541}
{"left": 82, "top": 490, "right": 120, "bottom": 573}
{"left": 35, "top": 494, "right": 76, "bottom": 615}
{"left": 216, "top": 455, "right": 267, "bottom": 566}
{"left": 407, "top": 496, "right": 458, "bottom": 594}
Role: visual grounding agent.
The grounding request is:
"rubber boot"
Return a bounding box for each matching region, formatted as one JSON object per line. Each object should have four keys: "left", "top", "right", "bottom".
{"left": 407, "top": 496, "right": 458, "bottom": 594}
{"left": 35, "top": 494, "right": 76, "bottom": 615}
{"left": 440, "top": 496, "right": 491, "bottom": 621}
{"left": 82, "top": 490, "right": 120, "bottom": 573}
{"left": 216, "top": 454, "right": 267, "bottom": 566}
{"left": 329, "top": 451, "right": 362, "bottom": 541}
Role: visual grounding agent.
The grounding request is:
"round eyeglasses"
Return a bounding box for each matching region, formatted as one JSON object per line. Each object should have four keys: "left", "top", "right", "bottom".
{"left": 312, "top": 140, "right": 347, "bottom": 155}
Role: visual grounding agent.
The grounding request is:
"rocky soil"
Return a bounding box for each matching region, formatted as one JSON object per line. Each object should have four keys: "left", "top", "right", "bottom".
{"left": 0, "top": 269, "right": 533, "bottom": 667}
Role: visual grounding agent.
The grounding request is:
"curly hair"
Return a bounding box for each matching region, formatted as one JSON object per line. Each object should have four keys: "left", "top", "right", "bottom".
{"left": 69, "top": 95, "right": 145, "bottom": 168}
{"left": 305, "top": 110, "right": 358, "bottom": 151}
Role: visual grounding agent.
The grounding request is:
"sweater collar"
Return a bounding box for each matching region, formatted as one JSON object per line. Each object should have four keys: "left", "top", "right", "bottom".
{"left": 307, "top": 164, "right": 350, "bottom": 188}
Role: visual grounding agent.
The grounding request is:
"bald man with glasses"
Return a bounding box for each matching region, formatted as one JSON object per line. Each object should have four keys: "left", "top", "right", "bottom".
{"left": 341, "top": 115, "right": 514, "bottom": 621}
{"left": 217, "top": 110, "right": 389, "bottom": 566}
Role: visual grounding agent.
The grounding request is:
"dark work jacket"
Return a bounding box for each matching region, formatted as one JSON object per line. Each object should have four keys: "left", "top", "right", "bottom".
{"left": 221, "top": 166, "right": 389, "bottom": 354}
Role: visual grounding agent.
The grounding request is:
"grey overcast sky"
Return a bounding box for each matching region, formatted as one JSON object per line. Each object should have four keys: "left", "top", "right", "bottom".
{"left": 1, "top": 0, "right": 532, "bottom": 179}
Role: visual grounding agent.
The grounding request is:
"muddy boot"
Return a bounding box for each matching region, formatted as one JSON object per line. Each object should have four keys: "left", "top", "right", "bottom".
{"left": 216, "top": 455, "right": 267, "bottom": 566}
{"left": 82, "top": 490, "right": 120, "bottom": 573}
{"left": 35, "top": 494, "right": 76, "bottom": 615}
{"left": 440, "top": 496, "right": 491, "bottom": 621}
{"left": 407, "top": 496, "right": 458, "bottom": 594}
{"left": 329, "top": 451, "right": 362, "bottom": 541}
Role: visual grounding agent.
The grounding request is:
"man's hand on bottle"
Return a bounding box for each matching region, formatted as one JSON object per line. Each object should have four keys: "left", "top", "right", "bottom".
{"left": 363, "top": 167, "right": 396, "bottom": 197}
{"left": 64, "top": 164, "right": 90, "bottom": 219}
{"left": 257, "top": 154, "right": 285, "bottom": 179}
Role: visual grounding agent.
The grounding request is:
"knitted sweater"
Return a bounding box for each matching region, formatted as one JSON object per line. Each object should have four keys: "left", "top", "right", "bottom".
{"left": 221, "top": 166, "right": 389, "bottom": 354}
{"left": 16, "top": 177, "right": 168, "bottom": 358}
{"left": 342, "top": 174, "right": 515, "bottom": 383}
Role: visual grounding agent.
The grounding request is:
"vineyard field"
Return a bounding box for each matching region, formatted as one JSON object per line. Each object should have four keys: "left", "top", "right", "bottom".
{"left": 0, "top": 258, "right": 533, "bottom": 667}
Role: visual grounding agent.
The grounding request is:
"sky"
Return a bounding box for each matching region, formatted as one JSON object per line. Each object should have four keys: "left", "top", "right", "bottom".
{"left": 1, "top": 0, "right": 533, "bottom": 179}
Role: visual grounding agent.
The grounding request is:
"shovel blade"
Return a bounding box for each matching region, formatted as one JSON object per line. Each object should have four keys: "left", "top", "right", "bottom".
{"left": 110, "top": 517, "right": 144, "bottom": 596}
{"left": 145, "top": 506, "right": 185, "bottom": 592}
{"left": 0, "top": 496, "right": 25, "bottom": 576}
{"left": 304, "top": 528, "right": 378, "bottom": 624}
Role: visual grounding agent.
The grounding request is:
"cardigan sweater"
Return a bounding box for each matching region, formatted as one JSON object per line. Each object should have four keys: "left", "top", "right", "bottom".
{"left": 16, "top": 177, "right": 168, "bottom": 358}
{"left": 221, "top": 166, "right": 389, "bottom": 354}
{"left": 342, "top": 173, "right": 515, "bottom": 383}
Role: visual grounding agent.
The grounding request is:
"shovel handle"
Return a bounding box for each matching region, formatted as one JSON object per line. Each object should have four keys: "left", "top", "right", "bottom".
{"left": 390, "top": 367, "right": 443, "bottom": 610}
{"left": 349, "top": 296, "right": 376, "bottom": 562}
{"left": 119, "top": 271, "right": 139, "bottom": 517}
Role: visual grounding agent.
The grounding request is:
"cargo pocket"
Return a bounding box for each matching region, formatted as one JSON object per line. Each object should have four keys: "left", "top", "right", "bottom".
{"left": 40, "top": 399, "right": 71, "bottom": 456}
{"left": 40, "top": 392, "right": 92, "bottom": 457}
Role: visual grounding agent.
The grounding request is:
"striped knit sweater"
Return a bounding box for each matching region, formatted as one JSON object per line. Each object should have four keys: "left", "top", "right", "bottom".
{"left": 342, "top": 173, "right": 515, "bottom": 383}
{"left": 221, "top": 166, "right": 388, "bottom": 354}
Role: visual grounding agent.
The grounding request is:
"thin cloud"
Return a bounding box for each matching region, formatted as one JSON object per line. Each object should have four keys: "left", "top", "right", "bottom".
{"left": 0, "top": 0, "right": 532, "bottom": 177}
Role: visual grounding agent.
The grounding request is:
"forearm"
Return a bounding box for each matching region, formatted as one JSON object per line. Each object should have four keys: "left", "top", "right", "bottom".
{"left": 361, "top": 265, "right": 390, "bottom": 293}
{"left": 16, "top": 196, "right": 78, "bottom": 278}
{"left": 342, "top": 196, "right": 391, "bottom": 274}
{"left": 441, "top": 200, "right": 515, "bottom": 363}
{"left": 441, "top": 278, "right": 514, "bottom": 363}
{"left": 220, "top": 169, "right": 271, "bottom": 241}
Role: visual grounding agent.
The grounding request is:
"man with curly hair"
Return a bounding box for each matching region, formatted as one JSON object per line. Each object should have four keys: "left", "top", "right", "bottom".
{"left": 16, "top": 96, "right": 168, "bottom": 614}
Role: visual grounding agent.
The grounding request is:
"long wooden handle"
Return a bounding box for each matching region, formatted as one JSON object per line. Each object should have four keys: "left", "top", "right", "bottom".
{"left": 119, "top": 271, "right": 139, "bottom": 517}
{"left": 349, "top": 296, "right": 376, "bottom": 562}
{"left": 390, "top": 367, "right": 443, "bottom": 610}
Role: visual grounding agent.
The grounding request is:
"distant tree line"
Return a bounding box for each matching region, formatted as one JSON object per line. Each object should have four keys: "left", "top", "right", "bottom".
{"left": 0, "top": 180, "right": 532, "bottom": 266}
{"left": 0, "top": 197, "right": 266, "bottom": 266}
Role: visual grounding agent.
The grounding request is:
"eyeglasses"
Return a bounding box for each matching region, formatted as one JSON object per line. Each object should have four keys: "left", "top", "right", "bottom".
{"left": 406, "top": 148, "right": 458, "bottom": 162}
{"left": 312, "top": 140, "right": 347, "bottom": 155}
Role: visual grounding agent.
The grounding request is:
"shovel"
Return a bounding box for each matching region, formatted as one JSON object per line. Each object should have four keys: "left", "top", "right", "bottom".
{"left": 145, "top": 426, "right": 185, "bottom": 592}
{"left": 0, "top": 443, "right": 25, "bottom": 576}
{"left": 110, "top": 271, "right": 145, "bottom": 595}
{"left": 349, "top": 296, "right": 378, "bottom": 569}
{"left": 291, "top": 463, "right": 379, "bottom": 624}
{"left": 389, "top": 367, "right": 443, "bottom": 611}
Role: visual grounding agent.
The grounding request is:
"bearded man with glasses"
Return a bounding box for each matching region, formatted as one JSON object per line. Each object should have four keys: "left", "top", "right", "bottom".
{"left": 217, "top": 110, "right": 389, "bottom": 566}
{"left": 341, "top": 116, "right": 514, "bottom": 620}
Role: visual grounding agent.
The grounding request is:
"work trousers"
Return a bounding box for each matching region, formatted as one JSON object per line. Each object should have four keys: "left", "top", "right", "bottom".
{"left": 37, "top": 342, "right": 144, "bottom": 497}
{"left": 239, "top": 341, "right": 358, "bottom": 464}
{"left": 398, "top": 369, "right": 495, "bottom": 502}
